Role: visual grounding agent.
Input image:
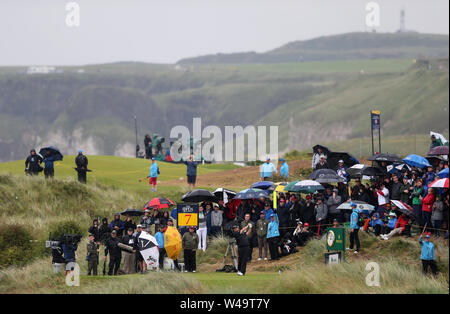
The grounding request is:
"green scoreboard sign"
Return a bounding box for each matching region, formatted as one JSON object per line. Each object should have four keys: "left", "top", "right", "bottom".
{"left": 326, "top": 227, "right": 346, "bottom": 252}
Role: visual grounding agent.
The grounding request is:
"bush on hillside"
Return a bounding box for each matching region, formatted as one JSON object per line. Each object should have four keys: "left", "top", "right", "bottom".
{"left": 0, "top": 224, "right": 36, "bottom": 268}
{"left": 48, "top": 220, "right": 84, "bottom": 239}
{"left": 283, "top": 150, "right": 310, "bottom": 160}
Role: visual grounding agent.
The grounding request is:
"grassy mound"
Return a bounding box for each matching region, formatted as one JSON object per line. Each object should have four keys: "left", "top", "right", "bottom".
{"left": 0, "top": 173, "right": 158, "bottom": 268}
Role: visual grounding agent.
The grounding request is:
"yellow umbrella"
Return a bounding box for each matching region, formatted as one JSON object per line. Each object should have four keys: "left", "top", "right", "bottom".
{"left": 274, "top": 184, "right": 286, "bottom": 192}
{"left": 164, "top": 226, "right": 182, "bottom": 260}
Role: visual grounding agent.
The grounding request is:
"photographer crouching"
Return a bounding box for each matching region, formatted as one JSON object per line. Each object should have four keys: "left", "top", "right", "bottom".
{"left": 46, "top": 234, "right": 82, "bottom": 275}
{"left": 231, "top": 224, "right": 250, "bottom": 276}
{"left": 61, "top": 235, "right": 81, "bottom": 275}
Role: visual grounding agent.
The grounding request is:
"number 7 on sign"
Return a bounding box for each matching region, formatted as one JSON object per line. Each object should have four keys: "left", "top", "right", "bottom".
{"left": 185, "top": 214, "right": 191, "bottom": 224}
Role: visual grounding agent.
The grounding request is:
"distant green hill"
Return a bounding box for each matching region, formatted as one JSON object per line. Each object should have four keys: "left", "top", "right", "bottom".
{"left": 0, "top": 32, "right": 448, "bottom": 162}
{"left": 178, "top": 32, "right": 449, "bottom": 64}
{"left": 259, "top": 58, "right": 449, "bottom": 153}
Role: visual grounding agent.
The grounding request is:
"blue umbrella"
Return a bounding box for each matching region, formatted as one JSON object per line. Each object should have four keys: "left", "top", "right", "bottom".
{"left": 403, "top": 154, "right": 431, "bottom": 169}
{"left": 235, "top": 188, "right": 269, "bottom": 200}
{"left": 438, "top": 168, "right": 449, "bottom": 178}
{"left": 250, "top": 181, "right": 274, "bottom": 190}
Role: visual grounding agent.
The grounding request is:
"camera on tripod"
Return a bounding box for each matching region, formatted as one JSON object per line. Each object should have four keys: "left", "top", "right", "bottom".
{"left": 45, "top": 233, "right": 82, "bottom": 249}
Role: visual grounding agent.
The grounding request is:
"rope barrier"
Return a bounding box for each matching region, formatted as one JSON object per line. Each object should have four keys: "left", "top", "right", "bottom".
{"left": 276, "top": 223, "right": 449, "bottom": 232}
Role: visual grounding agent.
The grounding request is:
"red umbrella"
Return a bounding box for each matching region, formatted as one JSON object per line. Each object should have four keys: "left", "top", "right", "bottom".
{"left": 144, "top": 197, "right": 175, "bottom": 209}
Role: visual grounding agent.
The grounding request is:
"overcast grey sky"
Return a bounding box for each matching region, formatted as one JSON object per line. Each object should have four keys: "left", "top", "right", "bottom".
{"left": 0, "top": 0, "right": 448, "bottom": 65}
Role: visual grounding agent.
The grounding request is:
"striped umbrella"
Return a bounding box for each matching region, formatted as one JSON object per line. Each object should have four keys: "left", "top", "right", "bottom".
{"left": 429, "top": 178, "right": 449, "bottom": 189}
{"left": 391, "top": 200, "right": 414, "bottom": 217}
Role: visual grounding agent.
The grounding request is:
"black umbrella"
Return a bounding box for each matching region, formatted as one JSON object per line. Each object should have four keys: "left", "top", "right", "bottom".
{"left": 367, "top": 153, "right": 402, "bottom": 163}
{"left": 39, "top": 146, "right": 63, "bottom": 161}
{"left": 234, "top": 188, "right": 270, "bottom": 200}
{"left": 182, "top": 189, "right": 219, "bottom": 203}
{"left": 73, "top": 167, "right": 92, "bottom": 172}
{"left": 327, "top": 152, "right": 359, "bottom": 170}
{"left": 312, "top": 145, "right": 331, "bottom": 156}
{"left": 120, "top": 209, "right": 144, "bottom": 217}
{"left": 309, "top": 169, "right": 345, "bottom": 183}
{"left": 347, "top": 164, "right": 385, "bottom": 178}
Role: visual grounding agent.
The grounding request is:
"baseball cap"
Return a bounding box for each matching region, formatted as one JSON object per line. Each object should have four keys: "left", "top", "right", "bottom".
{"left": 338, "top": 159, "right": 344, "bottom": 163}
{"left": 270, "top": 214, "right": 275, "bottom": 218}
{"left": 111, "top": 230, "right": 117, "bottom": 234}
{"left": 137, "top": 224, "right": 143, "bottom": 228}
{"left": 260, "top": 211, "right": 265, "bottom": 214}
{"left": 266, "top": 156, "right": 271, "bottom": 160}
{"left": 350, "top": 202, "right": 357, "bottom": 208}
{"left": 151, "top": 157, "right": 155, "bottom": 160}
{"left": 232, "top": 225, "right": 239, "bottom": 229}
{"left": 78, "top": 149, "right": 83, "bottom": 153}
{"left": 280, "top": 158, "right": 285, "bottom": 162}
{"left": 127, "top": 228, "right": 134, "bottom": 232}
{"left": 304, "top": 223, "right": 309, "bottom": 227}
{"left": 144, "top": 209, "right": 150, "bottom": 213}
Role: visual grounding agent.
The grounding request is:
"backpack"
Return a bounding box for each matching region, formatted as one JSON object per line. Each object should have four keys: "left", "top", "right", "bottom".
{"left": 357, "top": 213, "right": 365, "bottom": 227}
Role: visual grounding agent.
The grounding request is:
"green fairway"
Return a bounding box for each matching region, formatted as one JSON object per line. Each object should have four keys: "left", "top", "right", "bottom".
{"left": 183, "top": 272, "right": 278, "bottom": 293}
{"left": 76, "top": 271, "right": 278, "bottom": 294}
{"left": 0, "top": 155, "right": 237, "bottom": 193}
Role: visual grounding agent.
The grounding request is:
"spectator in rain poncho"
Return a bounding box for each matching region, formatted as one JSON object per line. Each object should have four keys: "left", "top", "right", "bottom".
{"left": 279, "top": 158, "right": 289, "bottom": 179}
{"left": 260, "top": 157, "right": 277, "bottom": 180}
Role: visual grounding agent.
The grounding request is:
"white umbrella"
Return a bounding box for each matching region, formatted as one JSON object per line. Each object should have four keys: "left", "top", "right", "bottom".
{"left": 292, "top": 180, "right": 325, "bottom": 193}
{"left": 138, "top": 231, "right": 160, "bottom": 270}
{"left": 337, "top": 200, "right": 375, "bottom": 212}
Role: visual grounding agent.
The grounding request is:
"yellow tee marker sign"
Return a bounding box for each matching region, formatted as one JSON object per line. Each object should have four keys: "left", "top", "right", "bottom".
{"left": 176, "top": 204, "right": 199, "bottom": 228}
{"left": 177, "top": 213, "right": 198, "bottom": 227}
